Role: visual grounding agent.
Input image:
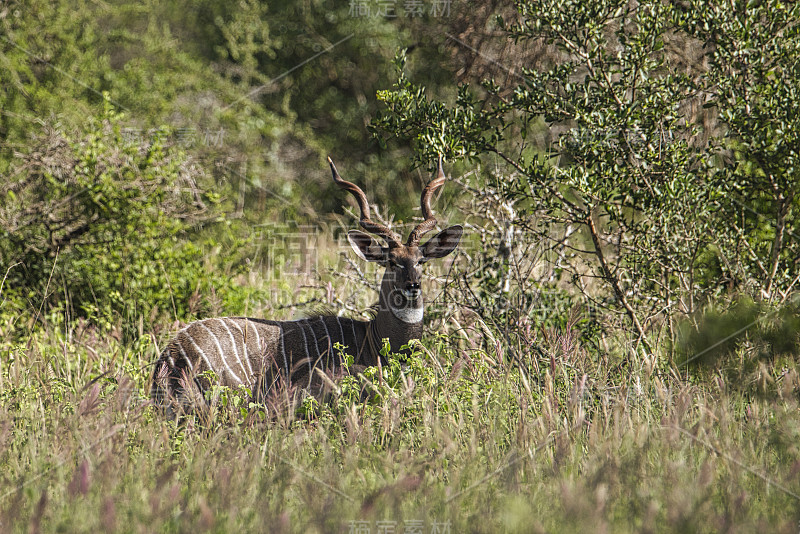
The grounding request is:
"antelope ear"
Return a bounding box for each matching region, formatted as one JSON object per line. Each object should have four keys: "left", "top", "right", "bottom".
{"left": 420, "top": 225, "right": 463, "bottom": 260}
{"left": 347, "top": 230, "right": 387, "bottom": 263}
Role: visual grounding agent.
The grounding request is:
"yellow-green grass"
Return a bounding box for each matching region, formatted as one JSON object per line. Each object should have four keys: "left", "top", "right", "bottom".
{"left": 1, "top": 308, "right": 799, "bottom": 533}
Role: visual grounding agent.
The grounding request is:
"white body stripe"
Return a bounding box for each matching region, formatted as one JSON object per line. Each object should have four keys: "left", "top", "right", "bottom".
{"left": 319, "top": 317, "right": 332, "bottom": 366}
{"left": 178, "top": 343, "right": 194, "bottom": 372}
{"left": 279, "top": 325, "right": 289, "bottom": 378}
{"left": 335, "top": 317, "right": 345, "bottom": 352}
{"left": 228, "top": 319, "right": 254, "bottom": 379}
{"left": 251, "top": 320, "right": 262, "bottom": 355}
{"left": 299, "top": 320, "right": 312, "bottom": 375}
{"left": 197, "top": 322, "right": 243, "bottom": 384}
{"left": 219, "top": 318, "right": 250, "bottom": 381}
{"left": 183, "top": 330, "right": 214, "bottom": 376}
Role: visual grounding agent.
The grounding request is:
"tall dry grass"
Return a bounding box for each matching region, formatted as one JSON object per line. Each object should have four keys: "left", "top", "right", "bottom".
{"left": 1, "top": 287, "right": 799, "bottom": 533}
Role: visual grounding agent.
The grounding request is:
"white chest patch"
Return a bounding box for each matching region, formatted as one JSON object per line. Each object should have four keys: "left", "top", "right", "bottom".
{"left": 390, "top": 304, "right": 424, "bottom": 324}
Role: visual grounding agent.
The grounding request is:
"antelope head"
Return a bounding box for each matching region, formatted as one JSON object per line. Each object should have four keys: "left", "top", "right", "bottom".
{"left": 329, "top": 156, "right": 462, "bottom": 325}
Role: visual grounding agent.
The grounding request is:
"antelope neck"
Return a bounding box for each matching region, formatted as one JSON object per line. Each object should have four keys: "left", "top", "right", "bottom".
{"left": 386, "top": 296, "right": 423, "bottom": 324}
{"left": 372, "top": 283, "right": 424, "bottom": 358}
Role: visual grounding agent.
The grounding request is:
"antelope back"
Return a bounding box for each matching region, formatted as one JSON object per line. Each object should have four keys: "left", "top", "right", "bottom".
{"left": 151, "top": 316, "right": 372, "bottom": 409}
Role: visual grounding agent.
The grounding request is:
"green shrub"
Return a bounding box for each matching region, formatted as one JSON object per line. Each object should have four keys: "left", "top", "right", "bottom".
{"left": 373, "top": 0, "right": 800, "bottom": 358}
{"left": 0, "top": 100, "right": 249, "bottom": 336}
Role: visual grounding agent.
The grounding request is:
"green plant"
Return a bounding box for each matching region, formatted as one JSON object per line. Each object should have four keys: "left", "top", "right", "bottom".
{"left": 373, "top": 0, "right": 800, "bottom": 361}
{"left": 0, "top": 101, "right": 251, "bottom": 335}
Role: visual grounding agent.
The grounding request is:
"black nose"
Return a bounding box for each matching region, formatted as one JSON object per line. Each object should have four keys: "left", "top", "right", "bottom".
{"left": 406, "top": 282, "right": 420, "bottom": 291}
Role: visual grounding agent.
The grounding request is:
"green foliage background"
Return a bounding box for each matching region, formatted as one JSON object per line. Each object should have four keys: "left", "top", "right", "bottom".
{"left": 2, "top": 0, "right": 800, "bottom": 531}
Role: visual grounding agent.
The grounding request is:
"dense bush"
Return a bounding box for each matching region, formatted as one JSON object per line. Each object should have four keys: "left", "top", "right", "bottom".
{"left": 374, "top": 0, "right": 800, "bottom": 362}
{"left": 0, "top": 102, "right": 251, "bottom": 334}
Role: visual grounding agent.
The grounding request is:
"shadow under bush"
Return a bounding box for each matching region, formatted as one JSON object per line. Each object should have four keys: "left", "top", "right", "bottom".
{"left": 676, "top": 297, "right": 800, "bottom": 394}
